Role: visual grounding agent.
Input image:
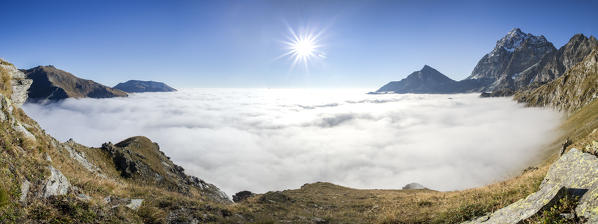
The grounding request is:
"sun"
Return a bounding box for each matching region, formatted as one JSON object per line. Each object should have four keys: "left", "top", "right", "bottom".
{"left": 279, "top": 27, "right": 325, "bottom": 70}
{"left": 292, "top": 37, "right": 316, "bottom": 58}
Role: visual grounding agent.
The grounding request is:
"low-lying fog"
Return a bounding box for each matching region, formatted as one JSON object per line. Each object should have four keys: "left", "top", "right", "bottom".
{"left": 23, "top": 89, "right": 562, "bottom": 196}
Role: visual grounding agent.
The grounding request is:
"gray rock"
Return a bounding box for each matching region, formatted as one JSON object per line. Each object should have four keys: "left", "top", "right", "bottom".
{"left": 402, "top": 182, "right": 426, "bottom": 190}
{"left": 0, "top": 62, "right": 32, "bottom": 107}
{"left": 463, "top": 148, "right": 598, "bottom": 223}
{"left": 19, "top": 179, "right": 30, "bottom": 203}
{"left": 103, "top": 196, "right": 112, "bottom": 204}
{"left": 76, "top": 193, "right": 91, "bottom": 201}
{"left": 62, "top": 142, "right": 100, "bottom": 174}
{"left": 126, "top": 199, "right": 144, "bottom": 210}
{"left": 42, "top": 165, "right": 70, "bottom": 198}
{"left": 13, "top": 122, "right": 35, "bottom": 140}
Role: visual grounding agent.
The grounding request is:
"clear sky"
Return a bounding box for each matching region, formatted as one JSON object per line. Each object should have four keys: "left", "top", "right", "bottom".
{"left": 1, "top": 0, "right": 597, "bottom": 88}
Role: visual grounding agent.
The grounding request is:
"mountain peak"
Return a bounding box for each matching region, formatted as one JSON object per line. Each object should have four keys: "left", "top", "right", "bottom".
{"left": 508, "top": 28, "right": 524, "bottom": 36}
{"left": 494, "top": 28, "right": 547, "bottom": 53}
{"left": 374, "top": 65, "right": 459, "bottom": 93}
{"left": 569, "top": 33, "right": 589, "bottom": 43}
{"left": 421, "top": 64, "right": 434, "bottom": 71}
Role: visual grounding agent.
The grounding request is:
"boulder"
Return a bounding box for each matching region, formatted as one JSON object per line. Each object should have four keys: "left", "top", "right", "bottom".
{"left": 126, "top": 199, "right": 144, "bottom": 210}
{"left": 19, "top": 179, "right": 30, "bottom": 203}
{"left": 463, "top": 148, "right": 598, "bottom": 223}
{"left": 42, "top": 166, "right": 70, "bottom": 198}
{"left": 402, "top": 182, "right": 426, "bottom": 190}
{"left": 232, "top": 191, "right": 255, "bottom": 203}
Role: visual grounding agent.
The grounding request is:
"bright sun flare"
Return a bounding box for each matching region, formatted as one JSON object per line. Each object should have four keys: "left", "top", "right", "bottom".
{"left": 280, "top": 27, "right": 325, "bottom": 69}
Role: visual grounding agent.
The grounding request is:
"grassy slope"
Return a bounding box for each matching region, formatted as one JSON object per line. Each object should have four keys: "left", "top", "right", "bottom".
{"left": 233, "top": 95, "right": 598, "bottom": 224}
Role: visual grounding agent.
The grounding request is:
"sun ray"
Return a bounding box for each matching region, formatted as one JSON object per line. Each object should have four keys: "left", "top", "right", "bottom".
{"left": 280, "top": 26, "right": 325, "bottom": 70}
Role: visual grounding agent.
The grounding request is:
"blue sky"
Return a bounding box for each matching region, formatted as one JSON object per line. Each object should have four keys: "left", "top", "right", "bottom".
{"left": 1, "top": 0, "right": 597, "bottom": 88}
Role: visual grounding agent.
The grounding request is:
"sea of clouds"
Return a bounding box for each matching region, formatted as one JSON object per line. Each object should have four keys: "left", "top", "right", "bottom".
{"left": 22, "top": 88, "right": 562, "bottom": 196}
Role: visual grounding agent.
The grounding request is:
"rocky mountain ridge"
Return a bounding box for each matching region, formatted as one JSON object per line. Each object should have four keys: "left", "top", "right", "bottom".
{"left": 374, "top": 28, "right": 597, "bottom": 96}
{"left": 23, "top": 65, "right": 127, "bottom": 103}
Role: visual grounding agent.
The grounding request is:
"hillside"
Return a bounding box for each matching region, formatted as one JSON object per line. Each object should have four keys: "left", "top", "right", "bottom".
{"left": 23, "top": 65, "right": 127, "bottom": 103}
{"left": 514, "top": 48, "right": 598, "bottom": 112}
{"left": 0, "top": 60, "right": 243, "bottom": 223}
{"left": 114, "top": 80, "right": 177, "bottom": 93}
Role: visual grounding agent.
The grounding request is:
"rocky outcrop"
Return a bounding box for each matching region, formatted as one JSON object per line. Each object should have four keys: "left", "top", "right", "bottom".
{"left": 0, "top": 59, "right": 32, "bottom": 106}
{"left": 514, "top": 48, "right": 598, "bottom": 112}
{"left": 0, "top": 94, "right": 35, "bottom": 140}
{"left": 62, "top": 139, "right": 102, "bottom": 175}
{"left": 22, "top": 65, "right": 127, "bottom": 103}
{"left": 113, "top": 80, "right": 177, "bottom": 93}
{"left": 100, "top": 136, "right": 230, "bottom": 204}
{"left": 463, "top": 148, "right": 598, "bottom": 223}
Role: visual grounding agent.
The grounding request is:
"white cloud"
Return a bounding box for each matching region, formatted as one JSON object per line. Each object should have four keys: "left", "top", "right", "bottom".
{"left": 22, "top": 89, "right": 562, "bottom": 196}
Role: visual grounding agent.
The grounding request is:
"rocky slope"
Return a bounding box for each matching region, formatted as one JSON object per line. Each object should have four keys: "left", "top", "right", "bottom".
{"left": 0, "top": 60, "right": 243, "bottom": 223}
{"left": 114, "top": 80, "right": 177, "bottom": 93}
{"left": 514, "top": 48, "right": 598, "bottom": 112}
{"left": 466, "top": 28, "right": 557, "bottom": 93}
{"left": 23, "top": 65, "right": 127, "bottom": 103}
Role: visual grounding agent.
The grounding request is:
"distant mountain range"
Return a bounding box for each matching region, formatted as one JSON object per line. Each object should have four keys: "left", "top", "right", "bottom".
{"left": 113, "top": 80, "right": 176, "bottom": 93}
{"left": 20, "top": 66, "right": 177, "bottom": 103}
{"left": 23, "top": 65, "right": 128, "bottom": 103}
{"left": 374, "top": 28, "right": 598, "bottom": 96}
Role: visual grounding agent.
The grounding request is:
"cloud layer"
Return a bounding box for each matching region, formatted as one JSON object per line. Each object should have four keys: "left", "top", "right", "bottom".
{"left": 23, "top": 89, "right": 562, "bottom": 196}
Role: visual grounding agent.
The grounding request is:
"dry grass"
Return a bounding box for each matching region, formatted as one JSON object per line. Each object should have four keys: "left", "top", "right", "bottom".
{"left": 233, "top": 163, "right": 549, "bottom": 224}
{"left": 0, "top": 66, "right": 12, "bottom": 96}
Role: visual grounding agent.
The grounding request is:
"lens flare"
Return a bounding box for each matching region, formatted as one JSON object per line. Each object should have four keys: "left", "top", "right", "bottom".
{"left": 279, "top": 27, "right": 325, "bottom": 70}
